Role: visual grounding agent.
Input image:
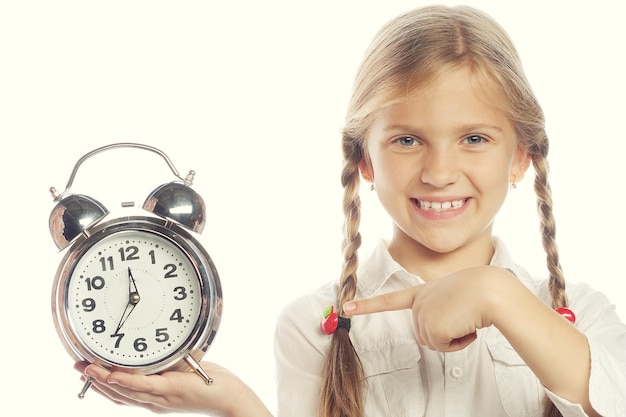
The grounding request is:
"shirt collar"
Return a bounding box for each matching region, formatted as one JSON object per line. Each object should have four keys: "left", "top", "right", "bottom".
{"left": 356, "top": 237, "right": 528, "bottom": 298}
{"left": 356, "top": 240, "right": 420, "bottom": 298}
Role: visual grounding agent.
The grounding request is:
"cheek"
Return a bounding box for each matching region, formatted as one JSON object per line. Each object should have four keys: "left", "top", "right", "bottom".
{"left": 466, "top": 157, "right": 512, "bottom": 197}
{"left": 372, "top": 156, "right": 412, "bottom": 188}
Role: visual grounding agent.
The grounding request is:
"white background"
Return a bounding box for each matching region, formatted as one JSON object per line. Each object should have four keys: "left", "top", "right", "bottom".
{"left": 1, "top": 0, "right": 624, "bottom": 415}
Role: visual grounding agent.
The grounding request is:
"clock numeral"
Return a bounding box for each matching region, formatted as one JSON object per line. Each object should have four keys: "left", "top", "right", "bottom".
{"left": 100, "top": 256, "right": 114, "bottom": 271}
{"left": 109, "top": 330, "right": 171, "bottom": 351}
{"left": 170, "top": 308, "right": 184, "bottom": 323}
{"left": 149, "top": 250, "right": 156, "bottom": 264}
{"left": 111, "top": 332, "right": 125, "bottom": 348}
{"left": 92, "top": 319, "right": 106, "bottom": 334}
{"left": 164, "top": 263, "right": 178, "bottom": 279}
{"left": 155, "top": 328, "right": 170, "bottom": 342}
{"left": 85, "top": 276, "right": 106, "bottom": 291}
{"left": 173, "top": 286, "right": 187, "bottom": 300}
{"left": 119, "top": 246, "right": 140, "bottom": 262}
{"left": 82, "top": 297, "right": 96, "bottom": 312}
{"left": 134, "top": 338, "right": 148, "bottom": 352}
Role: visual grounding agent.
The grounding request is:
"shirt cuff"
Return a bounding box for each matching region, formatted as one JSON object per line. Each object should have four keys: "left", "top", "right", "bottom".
{"left": 587, "top": 337, "right": 626, "bottom": 416}
{"left": 544, "top": 389, "right": 588, "bottom": 417}
{"left": 544, "top": 337, "right": 626, "bottom": 417}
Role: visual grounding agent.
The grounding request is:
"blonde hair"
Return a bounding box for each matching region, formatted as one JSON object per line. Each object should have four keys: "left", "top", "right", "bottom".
{"left": 319, "top": 5, "right": 567, "bottom": 417}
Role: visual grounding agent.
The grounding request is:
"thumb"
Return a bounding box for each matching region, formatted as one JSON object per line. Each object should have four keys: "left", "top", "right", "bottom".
{"left": 343, "top": 286, "right": 417, "bottom": 316}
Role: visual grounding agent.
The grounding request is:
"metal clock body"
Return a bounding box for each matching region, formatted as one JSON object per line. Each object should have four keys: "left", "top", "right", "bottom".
{"left": 48, "top": 143, "right": 222, "bottom": 397}
{"left": 52, "top": 215, "right": 221, "bottom": 374}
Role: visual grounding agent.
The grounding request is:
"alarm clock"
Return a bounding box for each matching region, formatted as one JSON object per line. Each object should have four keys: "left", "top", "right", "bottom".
{"left": 48, "top": 143, "right": 222, "bottom": 399}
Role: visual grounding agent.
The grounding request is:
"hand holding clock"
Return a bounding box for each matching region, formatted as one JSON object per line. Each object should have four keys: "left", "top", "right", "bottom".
{"left": 76, "top": 362, "right": 273, "bottom": 417}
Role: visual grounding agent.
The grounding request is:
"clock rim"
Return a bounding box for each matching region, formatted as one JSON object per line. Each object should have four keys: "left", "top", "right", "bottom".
{"left": 51, "top": 214, "right": 222, "bottom": 375}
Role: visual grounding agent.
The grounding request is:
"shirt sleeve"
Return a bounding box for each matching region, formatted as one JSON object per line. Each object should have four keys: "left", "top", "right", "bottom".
{"left": 545, "top": 282, "right": 626, "bottom": 416}
{"left": 274, "top": 292, "right": 331, "bottom": 417}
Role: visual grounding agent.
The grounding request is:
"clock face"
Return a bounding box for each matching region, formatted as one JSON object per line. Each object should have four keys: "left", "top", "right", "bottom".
{"left": 54, "top": 218, "right": 219, "bottom": 371}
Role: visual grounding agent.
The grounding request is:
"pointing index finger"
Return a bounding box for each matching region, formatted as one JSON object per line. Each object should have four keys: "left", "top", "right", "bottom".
{"left": 343, "top": 287, "right": 416, "bottom": 316}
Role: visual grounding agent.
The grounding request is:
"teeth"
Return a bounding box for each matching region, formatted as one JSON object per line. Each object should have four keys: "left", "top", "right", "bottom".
{"left": 418, "top": 199, "right": 466, "bottom": 211}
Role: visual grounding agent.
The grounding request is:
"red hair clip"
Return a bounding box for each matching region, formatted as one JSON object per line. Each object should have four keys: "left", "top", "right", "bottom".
{"left": 320, "top": 306, "right": 351, "bottom": 334}
{"left": 556, "top": 307, "right": 576, "bottom": 324}
{"left": 320, "top": 306, "right": 339, "bottom": 334}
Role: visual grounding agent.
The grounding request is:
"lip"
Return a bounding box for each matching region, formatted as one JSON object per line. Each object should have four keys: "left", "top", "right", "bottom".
{"left": 410, "top": 197, "right": 471, "bottom": 220}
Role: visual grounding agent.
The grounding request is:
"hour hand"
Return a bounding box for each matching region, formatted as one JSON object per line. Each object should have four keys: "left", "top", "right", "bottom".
{"left": 128, "top": 267, "right": 139, "bottom": 296}
{"left": 126, "top": 267, "right": 141, "bottom": 311}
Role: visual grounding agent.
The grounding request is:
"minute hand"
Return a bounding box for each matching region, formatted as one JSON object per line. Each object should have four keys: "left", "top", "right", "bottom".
{"left": 114, "top": 268, "right": 141, "bottom": 334}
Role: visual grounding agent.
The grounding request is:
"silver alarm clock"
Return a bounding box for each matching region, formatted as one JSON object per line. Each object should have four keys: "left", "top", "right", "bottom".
{"left": 48, "top": 143, "right": 222, "bottom": 398}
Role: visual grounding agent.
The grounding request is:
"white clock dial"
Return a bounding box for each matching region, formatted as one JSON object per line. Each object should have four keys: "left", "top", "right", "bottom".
{"left": 65, "top": 229, "right": 203, "bottom": 367}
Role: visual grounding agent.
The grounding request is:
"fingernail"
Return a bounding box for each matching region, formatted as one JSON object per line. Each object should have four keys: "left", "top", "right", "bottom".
{"left": 343, "top": 302, "right": 356, "bottom": 312}
{"left": 84, "top": 367, "right": 97, "bottom": 378}
{"left": 107, "top": 377, "right": 120, "bottom": 385}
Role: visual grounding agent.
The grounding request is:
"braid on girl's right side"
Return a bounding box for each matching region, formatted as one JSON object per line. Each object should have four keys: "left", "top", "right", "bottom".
{"left": 530, "top": 140, "right": 567, "bottom": 417}
{"left": 530, "top": 141, "right": 568, "bottom": 310}
{"left": 318, "top": 133, "right": 366, "bottom": 417}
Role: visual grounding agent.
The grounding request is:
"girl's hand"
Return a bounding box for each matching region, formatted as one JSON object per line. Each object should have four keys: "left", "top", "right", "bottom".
{"left": 74, "top": 361, "right": 273, "bottom": 417}
{"left": 344, "top": 266, "right": 600, "bottom": 416}
{"left": 343, "top": 266, "right": 509, "bottom": 352}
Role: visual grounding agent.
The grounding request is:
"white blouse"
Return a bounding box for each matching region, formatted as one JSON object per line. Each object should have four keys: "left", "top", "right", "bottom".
{"left": 274, "top": 238, "right": 626, "bottom": 416}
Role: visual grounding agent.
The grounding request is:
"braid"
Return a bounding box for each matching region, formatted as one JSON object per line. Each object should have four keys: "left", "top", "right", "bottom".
{"left": 318, "top": 133, "right": 366, "bottom": 417}
{"left": 531, "top": 139, "right": 567, "bottom": 417}
{"left": 338, "top": 136, "right": 363, "bottom": 309}
{"left": 530, "top": 140, "right": 568, "bottom": 309}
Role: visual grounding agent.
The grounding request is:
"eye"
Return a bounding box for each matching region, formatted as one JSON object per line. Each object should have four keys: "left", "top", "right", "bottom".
{"left": 462, "top": 134, "right": 487, "bottom": 145}
{"left": 395, "top": 136, "right": 418, "bottom": 146}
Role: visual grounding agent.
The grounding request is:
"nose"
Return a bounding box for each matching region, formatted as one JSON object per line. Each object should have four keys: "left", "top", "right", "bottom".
{"left": 420, "top": 146, "right": 460, "bottom": 188}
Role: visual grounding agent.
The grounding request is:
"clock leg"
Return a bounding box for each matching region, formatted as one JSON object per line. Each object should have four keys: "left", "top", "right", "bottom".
{"left": 78, "top": 377, "right": 94, "bottom": 399}
{"left": 184, "top": 355, "right": 213, "bottom": 385}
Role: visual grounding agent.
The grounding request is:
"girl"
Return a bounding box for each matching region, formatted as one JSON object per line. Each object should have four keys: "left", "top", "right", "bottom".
{"left": 79, "top": 5, "right": 626, "bottom": 417}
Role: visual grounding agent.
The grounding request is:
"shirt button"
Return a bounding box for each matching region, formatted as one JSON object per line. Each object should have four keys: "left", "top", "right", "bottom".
{"left": 450, "top": 367, "right": 463, "bottom": 378}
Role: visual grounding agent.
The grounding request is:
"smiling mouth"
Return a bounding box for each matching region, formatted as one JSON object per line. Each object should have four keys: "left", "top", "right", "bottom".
{"left": 415, "top": 198, "right": 468, "bottom": 212}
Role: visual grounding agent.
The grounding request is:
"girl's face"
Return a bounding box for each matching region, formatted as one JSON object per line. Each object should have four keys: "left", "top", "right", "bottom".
{"left": 361, "top": 66, "right": 529, "bottom": 270}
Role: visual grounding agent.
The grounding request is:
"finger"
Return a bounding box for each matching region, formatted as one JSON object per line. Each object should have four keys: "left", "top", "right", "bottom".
{"left": 422, "top": 331, "right": 478, "bottom": 353}
{"left": 82, "top": 365, "right": 137, "bottom": 404}
{"left": 84, "top": 363, "right": 112, "bottom": 383}
{"left": 88, "top": 378, "right": 135, "bottom": 406}
{"left": 74, "top": 361, "right": 91, "bottom": 374}
{"left": 85, "top": 365, "right": 159, "bottom": 402}
{"left": 446, "top": 332, "right": 477, "bottom": 352}
{"left": 90, "top": 380, "right": 168, "bottom": 414}
{"left": 343, "top": 287, "right": 417, "bottom": 315}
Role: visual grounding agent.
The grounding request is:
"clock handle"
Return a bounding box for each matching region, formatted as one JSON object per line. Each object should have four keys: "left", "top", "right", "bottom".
{"left": 78, "top": 377, "right": 93, "bottom": 399}
{"left": 50, "top": 142, "right": 196, "bottom": 201}
{"left": 184, "top": 355, "right": 214, "bottom": 385}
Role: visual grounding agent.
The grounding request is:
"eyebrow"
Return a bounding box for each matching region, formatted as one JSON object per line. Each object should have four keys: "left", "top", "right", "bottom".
{"left": 458, "top": 123, "right": 504, "bottom": 133}
{"left": 382, "top": 123, "right": 504, "bottom": 134}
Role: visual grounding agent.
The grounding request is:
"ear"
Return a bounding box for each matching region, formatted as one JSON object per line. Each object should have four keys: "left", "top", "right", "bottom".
{"left": 511, "top": 148, "right": 531, "bottom": 183}
{"left": 358, "top": 157, "right": 374, "bottom": 183}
